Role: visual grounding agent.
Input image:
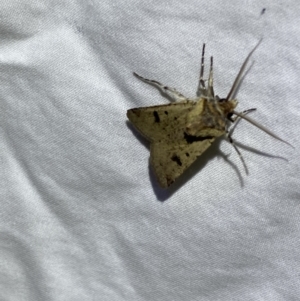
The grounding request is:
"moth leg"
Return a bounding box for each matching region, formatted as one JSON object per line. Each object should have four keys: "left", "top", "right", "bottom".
{"left": 197, "top": 43, "right": 206, "bottom": 96}
{"left": 233, "top": 109, "right": 293, "bottom": 148}
{"left": 207, "top": 56, "right": 214, "bottom": 98}
{"left": 226, "top": 133, "right": 249, "bottom": 175}
{"left": 133, "top": 72, "right": 187, "bottom": 102}
{"left": 228, "top": 108, "right": 256, "bottom": 123}
{"left": 226, "top": 108, "right": 256, "bottom": 174}
{"left": 227, "top": 108, "right": 254, "bottom": 148}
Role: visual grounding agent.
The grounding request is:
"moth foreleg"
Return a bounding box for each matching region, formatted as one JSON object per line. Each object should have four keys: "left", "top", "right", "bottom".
{"left": 233, "top": 108, "right": 256, "bottom": 120}
{"left": 228, "top": 108, "right": 256, "bottom": 135}
{"left": 207, "top": 56, "right": 215, "bottom": 98}
{"left": 226, "top": 108, "right": 256, "bottom": 174}
{"left": 133, "top": 72, "right": 187, "bottom": 102}
{"left": 197, "top": 43, "right": 206, "bottom": 96}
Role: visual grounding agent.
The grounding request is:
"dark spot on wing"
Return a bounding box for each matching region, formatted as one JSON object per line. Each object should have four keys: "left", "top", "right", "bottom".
{"left": 164, "top": 111, "right": 168, "bottom": 115}
{"left": 184, "top": 132, "right": 213, "bottom": 144}
{"left": 166, "top": 177, "right": 174, "bottom": 187}
{"left": 185, "top": 153, "right": 190, "bottom": 157}
{"left": 171, "top": 154, "right": 182, "bottom": 166}
{"left": 174, "top": 116, "right": 177, "bottom": 120}
{"left": 153, "top": 111, "right": 160, "bottom": 123}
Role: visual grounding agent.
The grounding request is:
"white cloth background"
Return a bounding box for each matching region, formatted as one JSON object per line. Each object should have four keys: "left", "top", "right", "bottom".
{"left": 1, "top": 1, "right": 300, "bottom": 300}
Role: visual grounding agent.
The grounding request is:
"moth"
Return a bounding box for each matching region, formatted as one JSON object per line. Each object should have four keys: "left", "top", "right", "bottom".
{"left": 127, "top": 40, "right": 291, "bottom": 188}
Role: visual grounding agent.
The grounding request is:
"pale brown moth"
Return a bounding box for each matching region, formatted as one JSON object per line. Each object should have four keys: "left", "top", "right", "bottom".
{"left": 127, "top": 40, "right": 291, "bottom": 188}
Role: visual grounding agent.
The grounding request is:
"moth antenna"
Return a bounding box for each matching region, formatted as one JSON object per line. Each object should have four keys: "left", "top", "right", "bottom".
{"left": 208, "top": 56, "right": 214, "bottom": 98}
{"left": 233, "top": 110, "right": 293, "bottom": 147}
{"left": 226, "top": 39, "right": 262, "bottom": 100}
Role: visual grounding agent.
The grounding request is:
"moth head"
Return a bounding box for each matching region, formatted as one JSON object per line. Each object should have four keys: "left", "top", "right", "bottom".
{"left": 218, "top": 98, "right": 238, "bottom": 116}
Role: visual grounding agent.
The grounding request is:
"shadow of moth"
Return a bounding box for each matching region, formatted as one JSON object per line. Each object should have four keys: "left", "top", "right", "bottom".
{"left": 127, "top": 40, "right": 291, "bottom": 188}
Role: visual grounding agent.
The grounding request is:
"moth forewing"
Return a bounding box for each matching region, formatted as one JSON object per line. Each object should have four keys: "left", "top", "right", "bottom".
{"left": 150, "top": 138, "right": 215, "bottom": 188}
{"left": 127, "top": 40, "right": 291, "bottom": 188}
{"left": 127, "top": 101, "right": 198, "bottom": 142}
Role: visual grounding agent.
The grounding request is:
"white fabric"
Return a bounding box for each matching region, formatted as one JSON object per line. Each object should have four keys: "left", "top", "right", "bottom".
{"left": 1, "top": 1, "right": 300, "bottom": 300}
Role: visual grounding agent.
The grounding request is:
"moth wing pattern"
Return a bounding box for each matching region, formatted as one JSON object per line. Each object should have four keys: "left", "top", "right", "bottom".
{"left": 150, "top": 139, "right": 215, "bottom": 188}
{"left": 127, "top": 101, "right": 197, "bottom": 142}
